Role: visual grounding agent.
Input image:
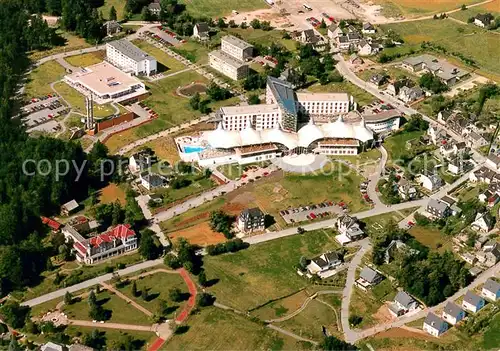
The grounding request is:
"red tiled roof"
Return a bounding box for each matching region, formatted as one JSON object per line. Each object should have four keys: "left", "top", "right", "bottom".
{"left": 74, "top": 241, "right": 87, "bottom": 255}
{"left": 41, "top": 216, "right": 62, "bottom": 231}
{"left": 89, "top": 224, "right": 135, "bottom": 248}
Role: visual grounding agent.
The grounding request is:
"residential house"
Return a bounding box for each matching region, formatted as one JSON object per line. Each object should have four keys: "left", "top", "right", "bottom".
{"left": 462, "top": 290, "right": 485, "bottom": 313}
{"left": 300, "top": 29, "right": 319, "bottom": 44}
{"left": 129, "top": 150, "right": 157, "bottom": 173}
{"left": 402, "top": 54, "right": 470, "bottom": 86}
{"left": 486, "top": 154, "right": 500, "bottom": 171}
{"left": 140, "top": 172, "right": 166, "bottom": 191}
{"left": 41, "top": 216, "right": 62, "bottom": 232}
{"left": 346, "top": 32, "right": 362, "bottom": 44}
{"left": 361, "top": 22, "right": 376, "bottom": 34}
{"left": 389, "top": 291, "right": 419, "bottom": 316}
{"left": 384, "top": 240, "right": 419, "bottom": 263}
{"left": 41, "top": 342, "right": 67, "bottom": 351}
{"left": 482, "top": 278, "right": 500, "bottom": 301}
{"left": 64, "top": 223, "right": 138, "bottom": 265}
{"left": 103, "top": 20, "right": 122, "bottom": 36}
{"left": 477, "top": 240, "right": 500, "bottom": 267}
{"left": 440, "top": 196, "right": 461, "bottom": 216}
{"left": 61, "top": 199, "right": 79, "bottom": 216}
{"left": 461, "top": 252, "right": 477, "bottom": 265}
{"left": 336, "top": 215, "right": 365, "bottom": 242}
{"left": 356, "top": 266, "right": 383, "bottom": 291}
{"left": 398, "top": 178, "right": 417, "bottom": 200}
{"left": 423, "top": 312, "right": 448, "bottom": 337}
{"left": 369, "top": 73, "right": 387, "bottom": 87}
{"left": 426, "top": 198, "right": 451, "bottom": 219}
{"left": 337, "top": 35, "right": 351, "bottom": 51}
{"left": 437, "top": 110, "right": 453, "bottom": 124}
{"left": 418, "top": 173, "right": 443, "bottom": 192}
{"left": 439, "top": 143, "right": 457, "bottom": 159}
{"left": 471, "top": 212, "right": 495, "bottom": 232}
{"left": 446, "top": 113, "right": 469, "bottom": 136}
{"left": 349, "top": 54, "right": 364, "bottom": 65}
{"left": 357, "top": 40, "right": 379, "bottom": 56}
{"left": 467, "top": 131, "right": 488, "bottom": 149}
{"left": 474, "top": 13, "right": 494, "bottom": 27}
{"left": 327, "top": 24, "right": 343, "bottom": 40}
{"left": 148, "top": 0, "right": 162, "bottom": 16}
{"left": 448, "top": 158, "right": 464, "bottom": 175}
{"left": 306, "top": 251, "right": 342, "bottom": 275}
{"left": 442, "top": 302, "right": 465, "bottom": 325}
{"left": 386, "top": 78, "right": 412, "bottom": 96}
{"left": 427, "top": 124, "right": 448, "bottom": 145}
{"left": 469, "top": 166, "right": 495, "bottom": 183}
{"left": 398, "top": 86, "right": 424, "bottom": 103}
{"left": 192, "top": 22, "right": 210, "bottom": 41}
{"left": 470, "top": 266, "right": 483, "bottom": 277}
{"left": 479, "top": 188, "right": 500, "bottom": 208}
{"left": 237, "top": 207, "right": 265, "bottom": 233}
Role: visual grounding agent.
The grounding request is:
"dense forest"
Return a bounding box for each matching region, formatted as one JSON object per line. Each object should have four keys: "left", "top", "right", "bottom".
{"left": 0, "top": 0, "right": 123, "bottom": 296}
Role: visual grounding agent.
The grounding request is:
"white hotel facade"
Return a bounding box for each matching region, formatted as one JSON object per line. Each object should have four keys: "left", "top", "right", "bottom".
{"left": 176, "top": 77, "right": 400, "bottom": 166}
{"left": 209, "top": 35, "right": 253, "bottom": 80}
{"left": 106, "top": 39, "right": 157, "bottom": 76}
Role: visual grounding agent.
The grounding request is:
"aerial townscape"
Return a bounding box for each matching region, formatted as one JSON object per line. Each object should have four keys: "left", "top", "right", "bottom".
{"left": 1, "top": 0, "right": 500, "bottom": 350}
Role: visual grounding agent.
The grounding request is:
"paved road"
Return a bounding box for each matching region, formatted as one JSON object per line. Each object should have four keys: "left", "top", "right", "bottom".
{"left": 366, "top": 146, "right": 388, "bottom": 208}
{"left": 21, "top": 259, "right": 163, "bottom": 307}
{"left": 341, "top": 239, "right": 371, "bottom": 343}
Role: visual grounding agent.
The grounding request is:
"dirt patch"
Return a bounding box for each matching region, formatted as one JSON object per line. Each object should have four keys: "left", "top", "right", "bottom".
{"left": 178, "top": 83, "right": 207, "bottom": 97}
{"left": 482, "top": 0, "right": 500, "bottom": 12}
{"left": 373, "top": 303, "right": 396, "bottom": 324}
{"left": 99, "top": 183, "right": 126, "bottom": 205}
{"left": 168, "top": 222, "right": 226, "bottom": 246}
{"left": 374, "top": 327, "right": 435, "bottom": 340}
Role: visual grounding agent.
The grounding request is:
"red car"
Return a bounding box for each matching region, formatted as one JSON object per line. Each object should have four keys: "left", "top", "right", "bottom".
{"left": 408, "top": 221, "right": 415, "bottom": 227}
{"left": 310, "top": 213, "right": 317, "bottom": 219}
{"left": 263, "top": 172, "right": 269, "bottom": 176}
{"left": 241, "top": 174, "right": 247, "bottom": 178}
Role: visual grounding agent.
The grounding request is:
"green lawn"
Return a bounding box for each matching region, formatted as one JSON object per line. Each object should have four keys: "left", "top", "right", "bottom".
{"left": 29, "top": 29, "right": 91, "bottom": 61}
{"left": 62, "top": 290, "right": 152, "bottom": 325}
{"left": 276, "top": 300, "right": 340, "bottom": 341}
{"left": 226, "top": 28, "right": 297, "bottom": 52}
{"left": 24, "top": 61, "right": 66, "bottom": 99}
{"left": 162, "top": 306, "right": 312, "bottom": 350}
{"left": 160, "top": 197, "right": 225, "bottom": 232}
{"left": 380, "top": 19, "right": 500, "bottom": 81}
{"left": 181, "top": 0, "right": 268, "bottom": 18}
{"left": 361, "top": 211, "right": 406, "bottom": 236}
{"left": 172, "top": 40, "right": 212, "bottom": 64}
{"left": 64, "top": 51, "right": 105, "bottom": 67}
{"left": 53, "top": 81, "right": 118, "bottom": 118}
{"left": 117, "top": 271, "right": 190, "bottom": 319}
{"left": 98, "top": 0, "right": 127, "bottom": 20}
{"left": 450, "top": 4, "right": 500, "bottom": 23}
{"left": 349, "top": 281, "right": 396, "bottom": 329}
{"left": 372, "top": 0, "right": 484, "bottom": 18}
{"left": 482, "top": 311, "right": 500, "bottom": 349}
{"left": 383, "top": 130, "right": 425, "bottom": 162}
{"left": 132, "top": 40, "right": 187, "bottom": 73}
{"left": 408, "top": 225, "right": 452, "bottom": 252}
{"left": 307, "top": 81, "right": 377, "bottom": 107}
{"left": 203, "top": 229, "right": 341, "bottom": 311}
{"left": 153, "top": 173, "right": 215, "bottom": 207}
{"left": 64, "top": 326, "right": 156, "bottom": 351}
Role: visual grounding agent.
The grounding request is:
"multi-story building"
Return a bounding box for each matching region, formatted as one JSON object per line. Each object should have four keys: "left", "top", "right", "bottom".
{"left": 238, "top": 208, "right": 265, "bottom": 232}
{"left": 221, "top": 35, "right": 253, "bottom": 61}
{"left": 217, "top": 104, "right": 281, "bottom": 131}
{"left": 208, "top": 50, "right": 249, "bottom": 80}
{"left": 209, "top": 35, "right": 253, "bottom": 80}
{"left": 62, "top": 223, "right": 137, "bottom": 264}
{"left": 296, "top": 92, "right": 350, "bottom": 117}
{"left": 106, "top": 39, "right": 157, "bottom": 76}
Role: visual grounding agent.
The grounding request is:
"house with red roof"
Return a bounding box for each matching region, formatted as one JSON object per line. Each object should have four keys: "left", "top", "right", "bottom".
{"left": 41, "top": 216, "right": 62, "bottom": 232}
{"left": 62, "top": 223, "right": 138, "bottom": 264}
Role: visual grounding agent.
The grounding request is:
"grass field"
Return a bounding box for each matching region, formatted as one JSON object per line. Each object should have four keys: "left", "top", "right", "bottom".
{"left": 380, "top": 19, "right": 500, "bottom": 81}
{"left": 64, "top": 51, "right": 106, "bottom": 67}
{"left": 62, "top": 289, "right": 152, "bottom": 325}
{"left": 203, "top": 228, "right": 341, "bottom": 311}
{"left": 53, "top": 81, "right": 117, "bottom": 118}
{"left": 172, "top": 40, "right": 212, "bottom": 64}
{"left": 383, "top": 130, "right": 424, "bottom": 162}
{"left": 132, "top": 40, "right": 187, "bottom": 73}
{"left": 98, "top": 183, "right": 127, "bottom": 205}
{"left": 408, "top": 225, "right": 452, "bottom": 252}
{"left": 226, "top": 28, "right": 297, "bottom": 51}
{"left": 373, "top": 0, "right": 484, "bottom": 18}
{"left": 361, "top": 211, "right": 406, "bottom": 236}
{"left": 162, "top": 306, "right": 313, "bottom": 350}
{"left": 153, "top": 172, "right": 215, "bottom": 206}
{"left": 450, "top": 0, "right": 500, "bottom": 23}
{"left": 276, "top": 300, "right": 341, "bottom": 341}
{"left": 251, "top": 290, "right": 310, "bottom": 321}
{"left": 98, "top": 0, "right": 127, "bottom": 20}
{"left": 118, "top": 271, "right": 190, "bottom": 319}
{"left": 307, "top": 81, "right": 377, "bottom": 107}
{"left": 181, "top": 0, "right": 268, "bottom": 18}
{"left": 24, "top": 61, "right": 66, "bottom": 99}
{"left": 29, "top": 29, "right": 91, "bottom": 61}
{"left": 65, "top": 326, "right": 156, "bottom": 350}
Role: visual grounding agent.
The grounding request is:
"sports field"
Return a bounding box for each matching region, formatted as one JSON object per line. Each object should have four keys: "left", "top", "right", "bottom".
{"left": 373, "top": 0, "right": 485, "bottom": 18}
{"left": 380, "top": 18, "right": 500, "bottom": 81}
{"left": 181, "top": 0, "right": 268, "bottom": 18}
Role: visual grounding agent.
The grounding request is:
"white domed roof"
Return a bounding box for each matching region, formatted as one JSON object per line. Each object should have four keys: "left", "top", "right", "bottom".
{"left": 240, "top": 122, "right": 262, "bottom": 146}
{"left": 203, "top": 123, "right": 241, "bottom": 149}
{"left": 322, "top": 115, "right": 355, "bottom": 139}
{"left": 354, "top": 117, "right": 374, "bottom": 143}
{"left": 298, "top": 119, "right": 325, "bottom": 148}
{"left": 261, "top": 123, "right": 298, "bottom": 149}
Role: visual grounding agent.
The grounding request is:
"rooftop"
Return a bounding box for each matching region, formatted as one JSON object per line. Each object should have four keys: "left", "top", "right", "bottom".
{"left": 209, "top": 50, "right": 247, "bottom": 69}
{"left": 222, "top": 35, "right": 253, "bottom": 50}
{"left": 463, "top": 290, "right": 483, "bottom": 305}
{"left": 483, "top": 278, "right": 500, "bottom": 294}
{"left": 107, "top": 39, "right": 154, "bottom": 62}
{"left": 219, "top": 103, "right": 280, "bottom": 115}
{"left": 424, "top": 312, "right": 447, "bottom": 330}
{"left": 296, "top": 92, "right": 350, "bottom": 102}
{"left": 443, "top": 302, "right": 463, "bottom": 318}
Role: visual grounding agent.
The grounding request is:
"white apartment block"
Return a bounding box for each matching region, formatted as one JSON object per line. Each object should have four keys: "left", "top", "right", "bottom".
{"left": 106, "top": 39, "right": 157, "bottom": 76}
{"left": 296, "top": 92, "right": 351, "bottom": 117}
{"left": 221, "top": 35, "right": 253, "bottom": 61}
{"left": 209, "top": 50, "right": 249, "bottom": 80}
{"left": 218, "top": 104, "right": 281, "bottom": 131}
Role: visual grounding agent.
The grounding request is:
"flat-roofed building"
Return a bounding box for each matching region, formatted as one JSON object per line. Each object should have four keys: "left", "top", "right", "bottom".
{"left": 362, "top": 110, "right": 401, "bottom": 134}
{"left": 295, "top": 92, "right": 351, "bottom": 117}
{"left": 64, "top": 62, "right": 147, "bottom": 104}
{"left": 221, "top": 35, "right": 253, "bottom": 61}
{"left": 217, "top": 104, "right": 281, "bottom": 131}
{"left": 106, "top": 39, "right": 157, "bottom": 76}
{"left": 208, "top": 50, "right": 249, "bottom": 80}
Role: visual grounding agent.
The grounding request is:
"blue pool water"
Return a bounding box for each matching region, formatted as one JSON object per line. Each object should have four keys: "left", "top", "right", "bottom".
{"left": 183, "top": 145, "right": 205, "bottom": 153}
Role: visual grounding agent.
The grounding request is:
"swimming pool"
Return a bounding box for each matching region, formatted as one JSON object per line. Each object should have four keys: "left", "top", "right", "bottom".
{"left": 182, "top": 145, "right": 206, "bottom": 154}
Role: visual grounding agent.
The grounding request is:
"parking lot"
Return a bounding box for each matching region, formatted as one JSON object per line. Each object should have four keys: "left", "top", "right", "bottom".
{"left": 21, "top": 95, "right": 69, "bottom": 129}
{"left": 149, "top": 26, "right": 183, "bottom": 46}
{"left": 280, "top": 201, "right": 344, "bottom": 224}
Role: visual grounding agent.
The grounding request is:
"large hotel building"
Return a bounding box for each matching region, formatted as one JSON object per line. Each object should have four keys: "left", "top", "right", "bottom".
{"left": 209, "top": 35, "right": 253, "bottom": 80}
